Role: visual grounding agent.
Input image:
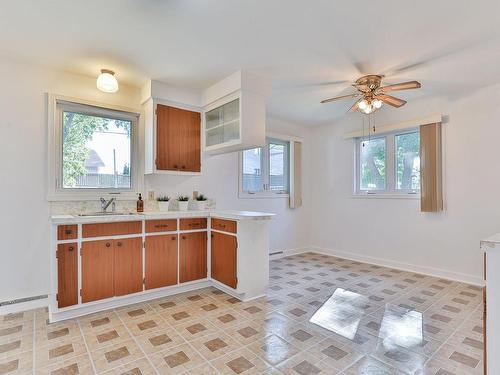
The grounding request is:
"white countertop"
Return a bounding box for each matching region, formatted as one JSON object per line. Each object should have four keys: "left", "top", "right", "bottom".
{"left": 50, "top": 210, "right": 275, "bottom": 224}
{"left": 481, "top": 232, "right": 500, "bottom": 246}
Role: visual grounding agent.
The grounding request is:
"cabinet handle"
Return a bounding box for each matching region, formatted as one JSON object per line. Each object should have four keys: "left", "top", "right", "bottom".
{"left": 220, "top": 224, "right": 226, "bottom": 228}
{"left": 106, "top": 242, "right": 111, "bottom": 248}
{"left": 181, "top": 165, "right": 186, "bottom": 169}
{"left": 171, "top": 236, "right": 176, "bottom": 240}
{"left": 182, "top": 236, "right": 186, "bottom": 240}
{"left": 173, "top": 164, "right": 178, "bottom": 169}
{"left": 154, "top": 224, "right": 169, "bottom": 228}
{"left": 65, "top": 229, "right": 72, "bottom": 235}
{"left": 117, "top": 242, "right": 122, "bottom": 247}
{"left": 68, "top": 246, "right": 74, "bottom": 251}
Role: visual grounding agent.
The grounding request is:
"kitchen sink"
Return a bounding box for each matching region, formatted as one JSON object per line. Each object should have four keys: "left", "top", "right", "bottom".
{"left": 76, "top": 212, "right": 139, "bottom": 217}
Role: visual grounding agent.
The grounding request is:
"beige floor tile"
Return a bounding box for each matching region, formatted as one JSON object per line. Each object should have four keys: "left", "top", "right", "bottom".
{"left": 305, "top": 337, "right": 364, "bottom": 371}
{"left": 35, "top": 336, "right": 87, "bottom": 369}
{"left": 342, "top": 355, "right": 398, "bottom": 374}
{"left": 35, "top": 353, "right": 94, "bottom": 375}
{"left": 278, "top": 352, "right": 340, "bottom": 374}
{"left": 78, "top": 311, "right": 124, "bottom": 335}
{"left": 0, "top": 321, "right": 33, "bottom": 342}
{"left": 191, "top": 331, "right": 243, "bottom": 361}
{"left": 121, "top": 313, "right": 170, "bottom": 337}
{"left": 211, "top": 347, "right": 274, "bottom": 375}
{"left": 149, "top": 342, "right": 206, "bottom": 374}
{"left": 370, "top": 341, "right": 427, "bottom": 374}
{"left": 0, "top": 350, "right": 33, "bottom": 375}
{"left": 0, "top": 333, "right": 33, "bottom": 361}
{"left": 431, "top": 342, "right": 483, "bottom": 375}
{"left": 82, "top": 322, "right": 131, "bottom": 351}
{"left": 89, "top": 339, "right": 144, "bottom": 373}
{"left": 134, "top": 326, "right": 186, "bottom": 354}
{"left": 247, "top": 334, "right": 300, "bottom": 367}
{"left": 173, "top": 318, "right": 220, "bottom": 342}
{"left": 0, "top": 312, "right": 34, "bottom": 329}
{"left": 101, "top": 357, "right": 157, "bottom": 375}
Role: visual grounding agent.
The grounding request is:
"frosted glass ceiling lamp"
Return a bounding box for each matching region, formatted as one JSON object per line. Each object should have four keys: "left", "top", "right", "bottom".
{"left": 96, "top": 69, "right": 119, "bottom": 93}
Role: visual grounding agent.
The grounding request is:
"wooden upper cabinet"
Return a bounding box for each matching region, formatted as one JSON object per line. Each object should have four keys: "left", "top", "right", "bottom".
{"left": 145, "top": 235, "right": 178, "bottom": 290}
{"left": 179, "top": 232, "right": 207, "bottom": 283}
{"left": 57, "top": 243, "right": 78, "bottom": 308}
{"left": 114, "top": 237, "right": 143, "bottom": 296}
{"left": 81, "top": 239, "right": 115, "bottom": 303}
{"left": 211, "top": 232, "right": 237, "bottom": 289}
{"left": 156, "top": 104, "right": 201, "bottom": 172}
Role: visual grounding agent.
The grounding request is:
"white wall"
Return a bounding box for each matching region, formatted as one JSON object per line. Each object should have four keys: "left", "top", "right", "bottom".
{"left": 309, "top": 85, "right": 500, "bottom": 284}
{"left": 0, "top": 57, "right": 310, "bottom": 302}
{"left": 145, "top": 117, "right": 311, "bottom": 254}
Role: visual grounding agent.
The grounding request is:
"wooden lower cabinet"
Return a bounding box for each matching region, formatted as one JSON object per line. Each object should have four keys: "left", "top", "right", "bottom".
{"left": 81, "top": 239, "right": 115, "bottom": 303}
{"left": 179, "top": 232, "right": 207, "bottom": 283}
{"left": 57, "top": 243, "right": 78, "bottom": 308}
{"left": 145, "top": 235, "right": 178, "bottom": 289}
{"left": 81, "top": 238, "right": 142, "bottom": 302}
{"left": 211, "top": 232, "right": 237, "bottom": 289}
{"left": 114, "top": 237, "right": 143, "bottom": 296}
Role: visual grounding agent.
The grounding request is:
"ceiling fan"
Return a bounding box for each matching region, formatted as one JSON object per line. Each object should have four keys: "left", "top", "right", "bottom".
{"left": 320, "top": 75, "right": 421, "bottom": 114}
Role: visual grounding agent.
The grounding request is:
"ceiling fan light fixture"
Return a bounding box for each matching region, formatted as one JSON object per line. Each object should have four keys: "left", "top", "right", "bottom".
{"left": 363, "top": 104, "right": 373, "bottom": 114}
{"left": 97, "top": 69, "right": 119, "bottom": 93}
{"left": 358, "top": 99, "right": 368, "bottom": 110}
{"left": 373, "top": 99, "right": 383, "bottom": 109}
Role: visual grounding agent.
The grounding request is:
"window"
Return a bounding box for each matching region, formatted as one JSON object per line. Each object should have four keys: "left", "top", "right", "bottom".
{"left": 240, "top": 137, "right": 290, "bottom": 197}
{"left": 48, "top": 96, "right": 140, "bottom": 200}
{"left": 355, "top": 130, "right": 420, "bottom": 195}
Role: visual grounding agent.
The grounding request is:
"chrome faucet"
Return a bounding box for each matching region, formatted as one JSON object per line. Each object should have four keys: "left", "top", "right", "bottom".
{"left": 100, "top": 197, "right": 116, "bottom": 213}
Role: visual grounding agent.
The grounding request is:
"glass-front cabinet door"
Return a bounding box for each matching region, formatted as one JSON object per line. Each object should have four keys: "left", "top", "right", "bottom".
{"left": 205, "top": 98, "right": 240, "bottom": 148}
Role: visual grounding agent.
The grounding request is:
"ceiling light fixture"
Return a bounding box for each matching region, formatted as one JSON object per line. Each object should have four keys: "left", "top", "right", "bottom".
{"left": 96, "top": 69, "right": 119, "bottom": 93}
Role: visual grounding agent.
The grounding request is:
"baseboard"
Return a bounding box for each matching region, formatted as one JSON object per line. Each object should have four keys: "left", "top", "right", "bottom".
{"left": 285, "top": 246, "right": 484, "bottom": 286}
{"left": 270, "top": 247, "right": 310, "bottom": 260}
{"left": 0, "top": 296, "right": 48, "bottom": 316}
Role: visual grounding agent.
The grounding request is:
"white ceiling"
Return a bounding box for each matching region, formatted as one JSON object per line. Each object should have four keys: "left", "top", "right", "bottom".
{"left": 1, "top": 0, "right": 500, "bottom": 126}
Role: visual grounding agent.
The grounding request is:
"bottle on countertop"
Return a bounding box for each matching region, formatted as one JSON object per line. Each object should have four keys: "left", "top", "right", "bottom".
{"left": 137, "top": 193, "right": 144, "bottom": 212}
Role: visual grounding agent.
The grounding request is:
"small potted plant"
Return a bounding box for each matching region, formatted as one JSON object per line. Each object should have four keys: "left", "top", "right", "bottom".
{"left": 177, "top": 195, "right": 190, "bottom": 211}
{"left": 157, "top": 196, "right": 170, "bottom": 212}
{"left": 195, "top": 194, "right": 208, "bottom": 211}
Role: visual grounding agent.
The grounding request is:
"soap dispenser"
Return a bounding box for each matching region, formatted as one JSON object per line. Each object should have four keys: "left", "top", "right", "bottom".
{"left": 137, "top": 193, "right": 144, "bottom": 213}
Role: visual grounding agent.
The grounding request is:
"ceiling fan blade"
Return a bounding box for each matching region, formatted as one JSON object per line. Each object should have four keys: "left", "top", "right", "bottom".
{"left": 348, "top": 99, "right": 362, "bottom": 113}
{"left": 380, "top": 81, "right": 421, "bottom": 92}
{"left": 376, "top": 94, "right": 407, "bottom": 108}
{"left": 321, "top": 93, "right": 360, "bottom": 104}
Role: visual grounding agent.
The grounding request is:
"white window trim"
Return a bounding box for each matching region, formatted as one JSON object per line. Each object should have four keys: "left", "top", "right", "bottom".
{"left": 47, "top": 94, "right": 143, "bottom": 201}
{"left": 238, "top": 134, "right": 297, "bottom": 199}
{"left": 353, "top": 128, "right": 421, "bottom": 199}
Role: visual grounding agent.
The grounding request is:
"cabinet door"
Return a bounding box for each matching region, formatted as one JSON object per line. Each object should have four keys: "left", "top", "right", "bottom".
{"left": 114, "top": 237, "right": 143, "bottom": 296}
{"left": 57, "top": 243, "right": 78, "bottom": 308}
{"left": 178, "top": 109, "right": 201, "bottom": 172}
{"left": 156, "top": 104, "right": 201, "bottom": 172}
{"left": 145, "top": 235, "right": 178, "bottom": 290}
{"left": 156, "top": 104, "right": 180, "bottom": 170}
{"left": 179, "top": 232, "right": 207, "bottom": 283}
{"left": 81, "top": 240, "right": 115, "bottom": 303}
{"left": 211, "top": 232, "right": 237, "bottom": 289}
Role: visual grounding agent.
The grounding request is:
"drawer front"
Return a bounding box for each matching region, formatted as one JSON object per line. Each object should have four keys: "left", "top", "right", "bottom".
{"left": 211, "top": 218, "right": 237, "bottom": 234}
{"left": 180, "top": 218, "right": 207, "bottom": 230}
{"left": 57, "top": 225, "right": 78, "bottom": 240}
{"left": 82, "top": 221, "right": 142, "bottom": 238}
{"left": 146, "top": 219, "right": 177, "bottom": 233}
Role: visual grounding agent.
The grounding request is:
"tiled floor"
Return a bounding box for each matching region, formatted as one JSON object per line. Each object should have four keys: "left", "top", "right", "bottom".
{"left": 0, "top": 252, "right": 484, "bottom": 374}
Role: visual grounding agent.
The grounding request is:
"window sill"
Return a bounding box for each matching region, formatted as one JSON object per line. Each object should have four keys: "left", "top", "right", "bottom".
{"left": 238, "top": 193, "right": 290, "bottom": 199}
{"left": 351, "top": 193, "right": 420, "bottom": 200}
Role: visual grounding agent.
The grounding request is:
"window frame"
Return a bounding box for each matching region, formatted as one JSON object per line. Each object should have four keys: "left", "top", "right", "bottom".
{"left": 238, "top": 136, "right": 291, "bottom": 199}
{"left": 353, "top": 128, "right": 420, "bottom": 198}
{"left": 47, "top": 94, "right": 142, "bottom": 201}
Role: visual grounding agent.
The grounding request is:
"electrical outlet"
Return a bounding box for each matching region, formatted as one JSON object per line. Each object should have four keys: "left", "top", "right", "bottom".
{"left": 148, "top": 191, "right": 155, "bottom": 201}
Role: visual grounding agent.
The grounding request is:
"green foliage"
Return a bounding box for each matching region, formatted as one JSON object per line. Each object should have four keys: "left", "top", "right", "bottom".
{"left": 177, "top": 195, "right": 189, "bottom": 202}
{"left": 360, "top": 138, "right": 386, "bottom": 189}
{"left": 62, "top": 111, "right": 131, "bottom": 187}
{"left": 195, "top": 194, "right": 207, "bottom": 201}
{"left": 396, "top": 132, "right": 420, "bottom": 190}
{"left": 157, "top": 195, "right": 170, "bottom": 202}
